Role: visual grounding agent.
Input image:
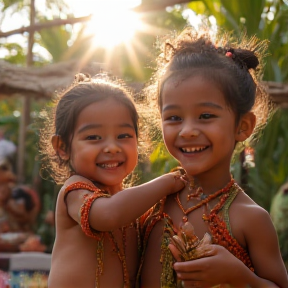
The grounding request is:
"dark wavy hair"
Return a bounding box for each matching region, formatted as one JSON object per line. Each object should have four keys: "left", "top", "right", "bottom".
{"left": 39, "top": 73, "right": 143, "bottom": 184}
{"left": 144, "top": 27, "right": 275, "bottom": 150}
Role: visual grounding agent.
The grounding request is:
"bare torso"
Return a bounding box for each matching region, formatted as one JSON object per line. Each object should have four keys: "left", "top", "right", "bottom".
{"left": 139, "top": 184, "right": 250, "bottom": 288}
{"left": 48, "top": 188, "right": 139, "bottom": 288}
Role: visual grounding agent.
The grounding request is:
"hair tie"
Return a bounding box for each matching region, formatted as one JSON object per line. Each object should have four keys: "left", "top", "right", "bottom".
{"left": 225, "top": 51, "right": 233, "bottom": 58}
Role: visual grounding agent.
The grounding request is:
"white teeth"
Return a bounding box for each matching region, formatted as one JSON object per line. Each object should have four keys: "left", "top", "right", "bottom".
{"left": 99, "top": 163, "right": 119, "bottom": 168}
{"left": 182, "top": 147, "right": 206, "bottom": 153}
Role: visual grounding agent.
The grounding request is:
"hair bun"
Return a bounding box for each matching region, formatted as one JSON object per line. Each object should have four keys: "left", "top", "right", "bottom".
{"left": 74, "top": 73, "right": 91, "bottom": 83}
{"left": 233, "top": 49, "right": 259, "bottom": 70}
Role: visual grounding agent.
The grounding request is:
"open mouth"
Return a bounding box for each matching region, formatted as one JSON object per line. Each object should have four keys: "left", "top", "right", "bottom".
{"left": 97, "top": 162, "right": 123, "bottom": 168}
{"left": 180, "top": 146, "right": 209, "bottom": 153}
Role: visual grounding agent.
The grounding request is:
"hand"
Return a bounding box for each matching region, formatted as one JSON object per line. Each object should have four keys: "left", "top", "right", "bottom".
{"left": 165, "top": 171, "right": 186, "bottom": 195}
{"left": 171, "top": 244, "right": 249, "bottom": 287}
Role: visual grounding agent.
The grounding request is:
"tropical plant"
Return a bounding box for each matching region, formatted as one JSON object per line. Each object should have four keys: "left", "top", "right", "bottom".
{"left": 187, "top": 0, "right": 288, "bottom": 82}
{"left": 248, "top": 108, "right": 288, "bottom": 211}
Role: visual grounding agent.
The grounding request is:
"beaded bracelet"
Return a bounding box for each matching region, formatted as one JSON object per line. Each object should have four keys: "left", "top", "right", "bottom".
{"left": 64, "top": 181, "right": 111, "bottom": 239}
{"left": 80, "top": 192, "right": 110, "bottom": 239}
{"left": 64, "top": 181, "right": 102, "bottom": 197}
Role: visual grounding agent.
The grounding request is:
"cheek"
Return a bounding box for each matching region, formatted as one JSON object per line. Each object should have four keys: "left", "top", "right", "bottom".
{"left": 162, "top": 126, "right": 176, "bottom": 145}
{"left": 127, "top": 141, "right": 138, "bottom": 166}
{"left": 132, "top": 145, "right": 139, "bottom": 166}
{"left": 216, "top": 122, "right": 237, "bottom": 139}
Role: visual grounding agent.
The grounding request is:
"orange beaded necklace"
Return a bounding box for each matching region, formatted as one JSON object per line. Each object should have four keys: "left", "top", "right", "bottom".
{"left": 175, "top": 178, "right": 235, "bottom": 223}
{"left": 174, "top": 178, "right": 254, "bottom": 272}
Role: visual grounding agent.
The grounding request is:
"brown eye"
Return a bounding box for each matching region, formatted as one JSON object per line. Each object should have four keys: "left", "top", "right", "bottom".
{"left": 199, "top": 113, "right": 215, "bottom": 119}
{"left": 167, "top": 115, "right": 182, "bottom": 121}
{"left": 118, "top": 134, "right": 132, "bottom": 139}
{"left": 86, "top": 135, "right": 101, "bottom": 140}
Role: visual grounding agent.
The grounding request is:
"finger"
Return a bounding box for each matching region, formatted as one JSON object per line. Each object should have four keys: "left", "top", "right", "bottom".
{"left": 180, "top": 280, "right": 204, "bottom": 288}
{"left": 168, "top": 243, "right": 182, "bottom": 262}
{"left": 181, "top": 280, "right": 211, "bottom": 288}
{"left": 176, "top": 271, "right": 203, "bottom": 281}
{"left": 174, "top": 258, "right": 207, "bottom": 273}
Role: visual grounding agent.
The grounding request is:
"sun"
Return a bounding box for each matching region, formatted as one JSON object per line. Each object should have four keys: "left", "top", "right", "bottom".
{"left": 87, "top": 9, "right": 143, "bottom": 48}
{"left": 69, "top": 0, "right": 143, "bottom": 48}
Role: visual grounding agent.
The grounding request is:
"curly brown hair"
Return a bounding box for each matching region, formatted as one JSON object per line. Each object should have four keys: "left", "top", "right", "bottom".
{"left": 39, "top": 73, "right": 147, "bottom": 184}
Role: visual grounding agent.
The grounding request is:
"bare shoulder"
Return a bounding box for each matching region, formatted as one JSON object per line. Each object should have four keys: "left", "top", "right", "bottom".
{"left": 229, "top": 189, "right": 273, "bottom": 247}
{"left": 231, "top": 189, "right": 288, "bottom": 286}
{"left": 57, "top": 175, "right": 94, "bottom": 201}
{"left": 56, "top": 176, "right": 95, "bottom": 223}
{"left": 63, "top": 175, "right": 93, "bottom": 188}
{"left": 56, "top": 176, "right": 94, "bottom": 201}
{"left": 231, "top": 188, "right": 270, "bottom": 222}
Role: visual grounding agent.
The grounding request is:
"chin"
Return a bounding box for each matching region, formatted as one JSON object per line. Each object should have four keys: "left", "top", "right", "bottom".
{"left": 179, "top": 166, "right": 202, "bottom": 176}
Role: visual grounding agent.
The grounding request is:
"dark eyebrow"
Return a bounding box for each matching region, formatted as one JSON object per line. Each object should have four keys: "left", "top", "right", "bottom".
{"left": 162, "top": 104, "right": 179, "bottom": 112}
{"left": 162, "top": 102, "right": 223, "bottom": 112}
{"left": 77, "top": 124, "right": 101, "bottom": 134}
{"left": 119, "top": 123, "right": 135, "bottom": 130}
{"left": 198, "top": 102, "right": 224, "bottom": 110}
{"left": 77, "top": 123, "right": 135, "bottom": 134}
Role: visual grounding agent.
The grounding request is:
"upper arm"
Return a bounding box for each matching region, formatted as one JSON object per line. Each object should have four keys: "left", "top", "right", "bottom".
{"left": 64, "top": 175, "right": 115, "bottom": 232}
{"left": 65, "top": 188, "right": 90, "bottom": 224}
{"left": 243, "top": 205, "right": 288, "bottom": 287}
{"left": 64, "top": 175, "right": 104, "bottom": 226}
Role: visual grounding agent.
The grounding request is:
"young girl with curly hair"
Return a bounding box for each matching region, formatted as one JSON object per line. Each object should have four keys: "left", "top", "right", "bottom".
{"left": 39, "top": 73, "right": 184, "bottom": 288}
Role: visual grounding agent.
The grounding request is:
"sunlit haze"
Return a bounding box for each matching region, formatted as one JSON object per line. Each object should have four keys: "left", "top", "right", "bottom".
{"left": 68, "top": 0, "right": 143, "bottom": 48}
{"left": 87, "top": 9, "right": 142, "bottom": 48}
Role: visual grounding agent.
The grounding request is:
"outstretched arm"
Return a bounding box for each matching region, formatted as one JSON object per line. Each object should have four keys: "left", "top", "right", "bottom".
{"left": 64, "top": 172, "right": 185, "bottom": 231}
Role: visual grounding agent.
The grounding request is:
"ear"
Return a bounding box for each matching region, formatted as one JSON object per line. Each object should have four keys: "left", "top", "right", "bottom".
{"left": 235, "top": 112, "right": 256, "bottom": 142}
{"left": 51, "top": 135, "right": 70, "bottom": 161}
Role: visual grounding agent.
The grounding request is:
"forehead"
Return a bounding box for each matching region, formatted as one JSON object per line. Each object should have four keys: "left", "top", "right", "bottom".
{"left": 76, "top": 98, "right": 134, "bottom": 128}
{"left": 162, "top": 75, "right": 227, "bottom": 108}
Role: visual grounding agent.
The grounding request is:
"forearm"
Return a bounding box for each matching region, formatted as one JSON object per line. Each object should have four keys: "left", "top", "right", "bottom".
{"left": 89, "top": 173, "right": 182, "bottom": 231}
{"left": 230, "top": 266, "right": 280, "bottom": 288}
{"left": 244, "top": 277, "right": 281, "bottom": 288}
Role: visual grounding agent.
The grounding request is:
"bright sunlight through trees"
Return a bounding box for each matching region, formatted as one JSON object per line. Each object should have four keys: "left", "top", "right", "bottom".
{"left": 69, "top": 0, "right": 143, "bottom": 48}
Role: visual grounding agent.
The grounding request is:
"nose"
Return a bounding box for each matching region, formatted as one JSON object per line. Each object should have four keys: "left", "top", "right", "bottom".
{"left": 178, "top": 120, "right": 200, "bottom": 138}
{"left": 103, "top": 141, "right": 122, "bottom": 154}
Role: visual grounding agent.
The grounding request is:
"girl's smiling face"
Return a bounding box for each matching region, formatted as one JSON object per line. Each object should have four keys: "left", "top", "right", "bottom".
{"left": 161, "top": 75, "right": 241, "bottom": 182}
{"left": 69, "top": 98, "right": 138, "bottom": 194}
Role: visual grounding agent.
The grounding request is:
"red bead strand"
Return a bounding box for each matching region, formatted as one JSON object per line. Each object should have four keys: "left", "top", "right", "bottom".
{"left": 174, "top": 178, "right": 254, "bottom": 272}
{"left": 175, "top": 178, "right": 235, "bottom": 215}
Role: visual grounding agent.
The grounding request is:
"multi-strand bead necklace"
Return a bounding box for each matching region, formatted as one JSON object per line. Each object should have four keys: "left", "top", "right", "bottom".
{"left": 174, "top": 177, "right": 254, "bottom": 271}
{"left": 174, "top": 178, "right": 235, "bottom": 223}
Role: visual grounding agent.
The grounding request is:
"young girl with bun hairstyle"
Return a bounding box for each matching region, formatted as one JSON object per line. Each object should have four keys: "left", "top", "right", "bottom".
{"left": 137, "top": 27, "right": 288, "bottom": 288}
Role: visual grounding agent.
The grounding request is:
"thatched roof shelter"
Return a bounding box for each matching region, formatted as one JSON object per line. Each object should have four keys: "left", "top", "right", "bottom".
{"left": 264, "top": 81, "right": 288, "bottom": 108}
{"left": 1, "top": 60, "right": 288, "bottom": 107}
{"left": 0, "top": 60, "right": 105, "bottom": 99}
